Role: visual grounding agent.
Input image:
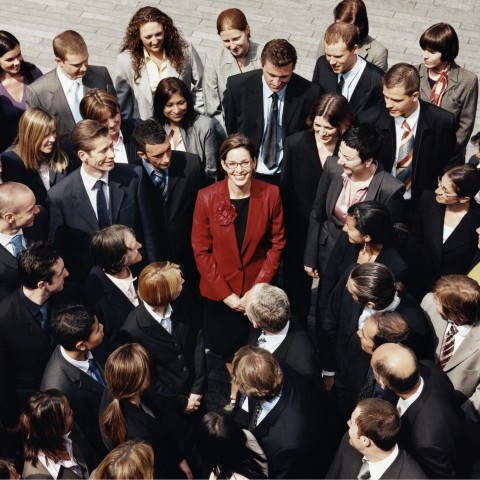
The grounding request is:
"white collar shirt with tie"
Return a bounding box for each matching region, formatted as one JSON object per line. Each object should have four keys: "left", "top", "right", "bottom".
{"left": 57, "top": 66, "right": 83, "bottom": 123}
{"left": 397, "top": 376, "right": 424, "bottom": 416}
{"left": 0, "top": 229, "right": 25, "bottom": 257}
{"left": 144, "top": 301, "right": 173, "bottom": 335}
{"left": 363, "top": 444, "right": 399, "bottom": 480}
{"left": 444, "top": 320, "right": 471, "bottom": 355}
{"left": 338, "top": 54, "right": 366, "bottom": 101}
{"left": 257, "top": 320, "right": 290, "bottom": 353}
{"left": 80, "top": 166, "right": 110, "bottom": 219}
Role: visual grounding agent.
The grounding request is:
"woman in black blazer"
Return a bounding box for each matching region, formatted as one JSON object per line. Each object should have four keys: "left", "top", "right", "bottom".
{"left": 99, "top": 343, "right": 191, "bottom": 479}
{"left": 408, "top": 164, "right": 480, "bottom": 300}
{"left": 280, "top": 93, "right": 353, "bottom": 325}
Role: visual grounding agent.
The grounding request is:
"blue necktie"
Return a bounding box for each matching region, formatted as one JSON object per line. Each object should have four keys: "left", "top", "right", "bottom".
{"left": 10, "top": 234, "right": 26, "bottom": 258}
{"left": 151, "top": 169, "right": 167, "bottom": 201}
{"left": 36, "top": 303, "right": 49, "bottom": 335}
{"left": 88, "top": 358, "right": 105, "bottom": 386}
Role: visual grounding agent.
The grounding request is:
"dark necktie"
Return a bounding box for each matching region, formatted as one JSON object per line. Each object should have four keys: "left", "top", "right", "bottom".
{"left": 356, "top": 366, "right": 376, "bottom": 402}
{"left": 252, "top": 401, "right": 263, "bottom": 429}
{"left": 357, "top": 459, "right": 370, "bottom": 479}
{"left": 87, "top": 358, "right": 105, "bottom": 386}
{"left": 36, "top": 303, "right": 49, "bottom": 335}
{"left": 10, "top": 234, "right": 26, "bottom": 258}
{"left": 263, "top": 92, "right": 278, "bottom": 170}
{"left": 94, "top": 180, "right": 111, "bottom": 228}
{"left": 337, "top": 74, "right": 345, "bottom": 95}
{"left": 151, "top": 169, "right": 168, "bottom": 201}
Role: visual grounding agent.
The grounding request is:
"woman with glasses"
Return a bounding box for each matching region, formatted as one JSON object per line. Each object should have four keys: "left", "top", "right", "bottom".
{"left": 192, "top": 133, "right": 285, "bottom": 407}
{"left": 408, "top": 164, "right": 480, "bottom": 300}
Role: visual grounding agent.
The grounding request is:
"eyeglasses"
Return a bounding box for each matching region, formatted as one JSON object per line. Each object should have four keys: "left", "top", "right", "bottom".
{"left": 437, "top": 177, "right": 458, "bottom": 198}
{"left": 223, "top": 160, "right": 252, "bottom": 170}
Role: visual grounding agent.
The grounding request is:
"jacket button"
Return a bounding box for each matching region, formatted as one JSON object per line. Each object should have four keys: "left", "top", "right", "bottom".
{"left": 238, "top": 266, "right": 243, "bottom": 271}
{"left": 178, "top": 354, "right": 182, "bottom": 359}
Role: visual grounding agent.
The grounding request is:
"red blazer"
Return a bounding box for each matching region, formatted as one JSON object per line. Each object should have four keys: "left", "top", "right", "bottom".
{"left": 192, "top": 178, "right": 285, "bottom": 301}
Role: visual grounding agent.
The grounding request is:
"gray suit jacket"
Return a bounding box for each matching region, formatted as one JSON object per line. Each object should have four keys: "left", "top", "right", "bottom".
{"left": 304, "top": 157, "right": 405, "bottom": 272}
{"left": 203, "top": 41, "right": 262, "bottom": 137}
{"left": 422, "top": 292, "right": 480, "bottom": 412}
{"left": 26, "top": 66, "right": 115, "bottom": 136}
{"left": 418, "top": 62, "right": 478, "bottom": 155}
{"left": 115, "top": 44, "right": 204, "bottom": 121}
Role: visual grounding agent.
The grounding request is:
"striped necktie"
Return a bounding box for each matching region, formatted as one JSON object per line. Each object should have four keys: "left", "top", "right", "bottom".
{"left": 396, "top": 120, "right": 414, "bottom": 191}
{"left": 439, "top": 323, "right": 458, "bottom": 369}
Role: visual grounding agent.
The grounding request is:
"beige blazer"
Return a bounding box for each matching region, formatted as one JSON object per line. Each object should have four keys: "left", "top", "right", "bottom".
{"left": 421, "top": 292, "right": 480, "bottom": 412}
{"left": 203, "top": 41, "right": 262, "bottom": 137}
{"left": 418, "top": 62, "right": 478, "bottom": 154}
{"left": 115, "top": 43, "right": 204, "bottom": 120}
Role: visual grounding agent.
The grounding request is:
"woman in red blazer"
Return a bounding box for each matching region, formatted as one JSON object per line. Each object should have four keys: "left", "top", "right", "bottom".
{"left": 192, "top": 133, "right": 285, "bottom": 405}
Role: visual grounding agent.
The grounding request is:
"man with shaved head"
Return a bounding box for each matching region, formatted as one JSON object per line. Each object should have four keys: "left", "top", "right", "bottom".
{"left": 0, "top": 182, "right": 45, "bottom": 301}
{"left": 371, "top": 343, "right": 461, "bottom": 478}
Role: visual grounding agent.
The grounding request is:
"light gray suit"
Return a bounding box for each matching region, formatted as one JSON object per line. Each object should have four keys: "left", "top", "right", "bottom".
{"left": 418, "top": 62, "right": 478, "bottom": 159}
{"left": 115, "top": 43, "right": 204, "bottom": 121}
{"left": 204, "top": 41, "right": 262, "bottom": 137}
{"left": 421, "top": 292, "right": 480, "bottom": 413}
{"left": 26, "top": 66, "right": 115, "bottom": 136}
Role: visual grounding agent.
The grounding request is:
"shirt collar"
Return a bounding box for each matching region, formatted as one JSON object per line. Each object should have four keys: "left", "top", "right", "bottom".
{"left": 0, "top": 229, "right": 24, "bottom": 248}
{"left": 358, "top": 292, "right": 401, "bottom": 329}
{"left": 397, "top": 376, "right": 424, "bottom": 416}
{"left": 447, "top": 320, "right": 472, "bottom": 338}
{"left": 60, "top": 346, "right": 93, "bottom": 374}
{"left": 144, "top": 302, "right": 173, "bottom": 323}
{"left": 365, "top": 444, "right": 399, "bottom": 480}
{"left": 20, "top": 286, "right": 47, "bottom": 318}
{"left": 56, "top": 65, "right": 83, "bottom": 94}
{"left": 341, "top": 54, "right": 363, "bottom": 81}
{"left": 261, "top": 320, "right": 290, "bottom": 352}
{"left": 80, "top": 165, "right": 109, "bottom": 190}
{"left": 394, "top": 102, "right": 421, "bottom": 129}
{"left": 142, "top": 159, "right": 168, "bottom": 177}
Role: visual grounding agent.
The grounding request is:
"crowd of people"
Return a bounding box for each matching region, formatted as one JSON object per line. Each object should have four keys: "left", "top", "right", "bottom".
{"left": 1, "top": 0, "right": 480, "bottom": 478}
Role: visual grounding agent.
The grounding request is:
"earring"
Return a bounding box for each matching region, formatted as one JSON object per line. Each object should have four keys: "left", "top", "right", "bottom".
{"left": 362, "top": 242, "right": 368, "bottom": 254}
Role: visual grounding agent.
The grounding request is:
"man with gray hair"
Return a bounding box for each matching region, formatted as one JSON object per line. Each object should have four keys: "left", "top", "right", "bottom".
{"left": 246, "top": 283, "right": 320, "bottom": 391}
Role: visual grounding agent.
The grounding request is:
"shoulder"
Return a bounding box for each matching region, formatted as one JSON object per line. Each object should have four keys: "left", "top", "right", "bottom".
{"left": 289, "top": 72, "right": 318, "bottom": 93}
{"left": 227, "top": 69, "right": 262, "bottom": 88}
{"left": 192, "top": 114, "right": 216, "bottom": 130}
{"left": 358, "top": 104, "right": 389, "bottom": 124}
{"left": 314, "top": 55, "right": 329, "bottom": 69}
{"left": 28, "top": 68, "right": 57, "bottom": 89}
{"left": 324, "top": 156, "right": 342, "bottom": 174}
{"left": 49, "top": 169, "right": 78, "bottom": 195}
{"left": 364, "top": 60, "right": 384, "bottom": 78}
{"left": 251, "top": 177, "right": 280, "bottom": 197}
{"left": 451, "top": 63, "right": 478, "bottom": 85}
{"left": 420, "top": 100, "right": 455, "bottom": 123}
{"left": 116, "top": 51, "right": 132, "bottom": 64}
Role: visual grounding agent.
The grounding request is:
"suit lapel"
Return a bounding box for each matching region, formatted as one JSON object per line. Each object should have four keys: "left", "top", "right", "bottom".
{"left": 137, "top": 303, "right": 175, "bottom": 342}
{"left": 0, "top": 244, "right": 17, "bottom": 269}
{"left": 72, "top": 171, "right": 99, "bottom": 229}
{"left": 425, "top": 202, "right": 444, "bottom": 269}
{"left": 412, "top": 102, "right": 431, "bottom": 179}
{"left": 349, "top": 67, "right": 370, "bottom": 113}
{"left": 167, "top": 155, "right": 181, "bottom": 201}
{"left": 240, "top": 179, "right": 263, "bottom": 256}
{"left": 138, "top": 64, "right": 154, "bottom": 106}
{"left": 443, "top": 207, "right": 477, "bottom": 252}
{"left": 325, "top": 165, "right": 344, "bottom": 219}
{"left": 108, "top": 172, "right": 126, "bottom": 224}
{"left": 251, "top": 77, "right": 264, "bottom": 144}
{"left": 49, "top": 71, "right": 75, "bottom": 130}
{"left": 445, "top": 322, "right": 480, "bottom": 370}
{"left": 303, "top": 131, "right": 322, "bottom": 173}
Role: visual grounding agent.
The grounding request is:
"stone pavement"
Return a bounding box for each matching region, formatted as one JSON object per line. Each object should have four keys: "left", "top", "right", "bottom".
{"left": 1, "top": 0, "right": 479, "bottom": 408}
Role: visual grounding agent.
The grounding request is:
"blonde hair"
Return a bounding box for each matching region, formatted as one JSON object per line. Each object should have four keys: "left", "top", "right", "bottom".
{"left": 100, "top": 344, "right": 152, "bottom": 447}
{"left": 138, "top": 261, "right": 183, "bottom": 307}
{"left": 94, "top": 440, "right": 154, "bottom": 479}
{"left": 80, "top": 89, "right": 120, "bottom": 122}
{"left": 16, "top": 108, "right": 68, "bottom": 173}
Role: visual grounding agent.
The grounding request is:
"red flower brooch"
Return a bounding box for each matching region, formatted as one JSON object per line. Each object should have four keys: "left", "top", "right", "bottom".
{"left": 214, "top": 200, "right": 237, "bottom": 226}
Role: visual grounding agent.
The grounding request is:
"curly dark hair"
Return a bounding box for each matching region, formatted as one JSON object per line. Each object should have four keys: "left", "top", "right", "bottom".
{"left": 120, "top": 6, "right": 188, "bottom": 83}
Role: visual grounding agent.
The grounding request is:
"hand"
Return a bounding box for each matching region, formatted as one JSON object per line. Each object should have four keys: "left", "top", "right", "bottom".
{"left": 223, "top": 293, "right": 245, "bottom": 312}
{"left": 304, "top": 265, "right": 319, "bottom": 279}
{"left": 323, "top": 375, "right": 335, "bottom": 393}
{"left": 178, "top": 459, "right": 193, "bottom": 480}
{"left": 183, "top": 393, "right": 202, "bottom": 413}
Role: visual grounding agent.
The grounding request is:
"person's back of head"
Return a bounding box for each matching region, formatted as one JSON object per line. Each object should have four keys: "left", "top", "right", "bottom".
{"left": 334, "top": 0, "right": 369, "bottom": 40}
{"left": 132, "top": 119, "right": 167, "bottom": 153}
{"left": 80, "top": 89, "right": 120, "bottom": 122}
{"left": 18, "top": 241, "right": 60, "bottom": 290}
{"left": 245, "top": 283, "right": 290, "bottom": 333}
{"left": 371, "top": 311, "right": 410, "bottom": 349}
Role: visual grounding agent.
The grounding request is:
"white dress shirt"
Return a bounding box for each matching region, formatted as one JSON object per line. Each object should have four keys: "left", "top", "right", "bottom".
{"left": 79, "top": 166, "right": 110, "bottom": 219}
{"left": 339, "top": 55, "right": 367, "bottom": 101}
{"left": 257, "top": 321, "right": 290, "bottom": 353}
{"left": 144, "top": 302, "right": 173, "bottom": 334}
{"left": 397, "top": 376, "right": 424, "bottom": 416}
{"left": 0, "top": 229, "right": 25, "bottom": 256}
{"left": 365, "top": 444, "right": 400, "bottom": 480}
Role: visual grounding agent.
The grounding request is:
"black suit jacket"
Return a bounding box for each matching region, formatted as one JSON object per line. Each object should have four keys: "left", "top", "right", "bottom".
{"left": 357, "top": 101, "right": 457, "bottom": 205}
{"left": 48, "top": 164, "right": 147, "bottom": 283}
{"left": 0, "top": 289, "right": 55, "bottom": 427}
{"left": 40, "top": 345, "right": 106, "bottom": 467}
{"left": 118, "top": 294, "right": 207, "bottom": 410}
{"left": 408, "top": 191, "right": 480, "bottom": 299}
{"left": 248, "top": 317, "right": 321, "bottom": 391}
{"left": 138, "top": 151, "right": 208, "bottom": 282}
{"left": 326, "top": 433, "right": 427, "bottom": 479}
{"left": 398, "top": 372, "right": 461, "bottom": 478}
{"left": 224, "top": 70, "right": 321, "bottom": 150}
{"left": 234, "top": 367, "right": 323, "bottom": 479}
{"left": 312, "top": 56, "right": 384, "bottom": 115}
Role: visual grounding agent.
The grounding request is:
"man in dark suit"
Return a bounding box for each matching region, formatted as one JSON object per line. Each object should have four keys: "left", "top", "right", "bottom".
{"left": 0, "top": 241, "right": 69, "bottom": 430}
{"left": 372, "top": 343, "right": 462, "bottom": 478}
{"left": 0, "top": 182, "right": 43, "bottom": 301}
{"left": 41, "top": 305, "right": 106, "bottom": 468}
{"left": 312, "top": 22, "right": 384, "bottom": 115}
{"left": 327, "top": 398, "right": 426, "bottom": 479}
{"left": 26, "top": 30, "right": 115, "bottom": 137}
{"left": 245, "top": 283, "right": 321, "bottom": 392}
{"left": 357, "top": 63, "right": 456, "bottom": 209}
{"left": 48, "top": 120, "right": 148, "bottom": 289}
{"left": 224, "top": 39, "right": 321, "bottom": 185}
{"left": 232, "top": 346, "right": 324, "bottom": 478}
{"left": 132, "top": 119, "right": 208, "bottom": 288}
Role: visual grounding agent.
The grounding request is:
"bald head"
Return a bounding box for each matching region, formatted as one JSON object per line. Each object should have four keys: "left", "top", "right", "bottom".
{"left": 0, "top": 182, "right": 34, "bottom": 214}
{"left": 371, "top": 343, "right": 419, "bottom": 395}
{"left": 0, "top": 182, "right": 38, "bottom": 233}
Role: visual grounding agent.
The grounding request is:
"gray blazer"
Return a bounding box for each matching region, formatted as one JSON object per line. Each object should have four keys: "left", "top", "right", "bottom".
{"left": 115, "top": 44, "right": 204, "bottom": 120}
{"left": 317, "top": 35, "right": 388, "bottom": 71}
{"left": 422, "top": 292, "right": 480, "bottom": 413}
{"left": 418, "top": 62, "right": 478, "bottom": 154}
{"left": 204, "top": 41, "right": 262, "bottom": 137}
{"left": 304, "top": 156, "right": 405, "bottom": 272}
{"left": 26, "top": 66, "right": 115, "bottom": 136}
{"left": 163, "top": 114, "right": 219, "bottom": 179}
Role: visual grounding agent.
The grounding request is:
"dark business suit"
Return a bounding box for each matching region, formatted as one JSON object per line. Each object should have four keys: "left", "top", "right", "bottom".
{"left": 398, "top": 372, "right": 461, "bottom": 479}
{"left": 248, "top": 317, "right": 321, "bottom": 392}
{"left": 234, "top": 367, "right": 324, "bottom": 479}
{"left": 312, "top": 56, "right": 384, "bottom": 115}
{"left": 408, "top": 191, "right": 480, "bottom": 300}
{"left": 327, "top": 432, "right": 427, "bottom": 479}
{"left": 357, "top": 100, "right": 457, "bottom": 206}
{"left": 40, "top": 345, "right": 106, "bottom": 468}
{"left": 48, "top": 164, "right": 146, "bottom": 285}
{"left": 138, "top": 151, "right": 208, "bottom": 285}
{"left": 303, "top": 157, "right": 405, "bottom": 274}
{"left": 26, "top": 66, "right": 116, "bottom": 136}
{"left": 224, "top": 70, "right": 321, "bottom": 154}
{"left": 118, "top": 295, "right": 207, "bottom": 411}
{"left": 1, "top": 150, "right": 70, "bottom": 208}
{"left": 0, "top": 288, "right": 55, "bottom": 428}
{"left": 280, "top": 130, "right": 328, "bottom": 324}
